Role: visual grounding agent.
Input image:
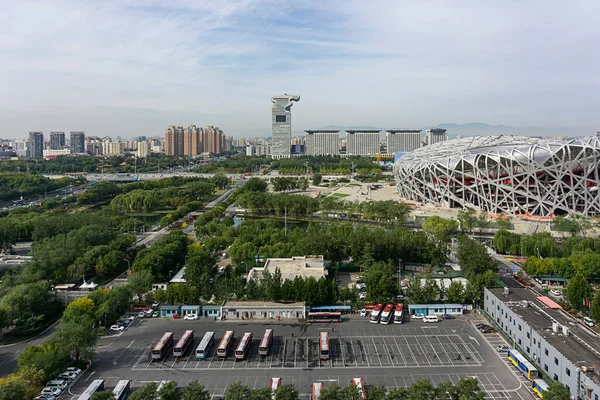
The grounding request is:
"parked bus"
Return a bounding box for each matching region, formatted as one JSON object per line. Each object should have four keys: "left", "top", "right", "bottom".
{"left": 351, "top": 378, "right": 367, "bottom": 400}
{"left": 508, "top": 349, "right": 538, "bottom": 380}
{"left": 173, "top": 330, "right": 194, "bottom": 357}
{"left": 78, "top": 379, "right": 105, "bottom": 400}
{"left": 307, "top": 312, "right": 341, "bottom": 323}
{"left": 235, "top": 332, "right": 253, "bottom": 360}
{"left": 112, "top": 380, "right": 131, "bottom": 400}
{"left": 217, "top": 330, "right": 235, "bottom": 357}
{"left": 270, "top": 377, "right": 281, "bottom": 400}
{"left": 258, "top": 329, "right": 273, "bottom": 356}
{"left": 369, "top": 304, "right": 383, "bottom": 324}
{"left": 319, "top": 331, "right": 330, "bottom": 360}
{"left": 394, "top": 304, "right": 404, "bottom": 324}
{"left": 309, "top": 305, "right": 351, "bottom": 314}
{"left": 152, "top": 332, "right": 174, "bottom": 360}
{"left": 379, "top": 304, "right": 394, "bottom": 324}
{"left": 532, "top": 379, "right": 549, "bottom": 398}
{"left": 311, "top": 383, "right": 323, "bottom": 400}
{"left": 195, "top": 331, "right": 215, "bottom": 359}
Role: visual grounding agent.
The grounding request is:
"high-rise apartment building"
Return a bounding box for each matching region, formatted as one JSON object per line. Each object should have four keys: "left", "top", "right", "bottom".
{"left": 49, "top": 131, "right": 66, "bottom": 150}
{"left": 425, "top": 128, "right": 448, "bottom": 146}
{"left": 136, "top": 141, "right": 152, "bottom": 158}
{"left": 165, "top": 126, "right": 185, "bottom": 156}
{"left": 165, "top": 125, "right": 224, "bottom": 156}
{"left": 203, "top": 126, "right": 223, "bottom": 154}
{"left": 184, "top": 125, "right": 202, "bottom": 157}
{"left": 345, "top": 130, "right": 380, "bottom": 156}
{"left": 28, "top": 132, "right": 44, "bottom": 158}
{"left": 386, "top": 130, "right": 422, "bottom": 153}
{"left": 70, "top": 131, "right": 85, "bottom": 154}
{"left": 271, "top": 94, "right": 300, "bottom": 159}
{"left": 305, "top": 130, "right": 340, "bottom": 156}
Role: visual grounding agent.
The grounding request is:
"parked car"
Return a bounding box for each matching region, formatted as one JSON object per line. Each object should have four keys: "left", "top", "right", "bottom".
{"left": 412, "top": 314, "right": 424, "bottom": 319}
{"left": 35, "top": 395, "right": 56, "bottom": 400}
{"left": 184, "top": 313, "right": 198, "bottom": 320}
{"left": 152, "top": 302, "right": 160, "bottom": 309}
{"left": 41, "top": 387, "right": 63, "bottom": 396}
{"left": 550, "top": 289, "right": 562, "bottom": 296}
{"left": 110, "top": 325, "right": 125, "bottom": 332}
{"left": 583, "top": 317, "right": 595, "bottom": 327}
{"left": 441, "top": 314, "right": 455, "bottom": 320}
{"left": 59, "top": 372, "right": 78, "bottom": 381}
{"left": 479, "top": 325, "right": 496, "bottom": 333}
{"left": 145, "top": 309, "right": 154, "bottom": 317}
{"left": 65, "top": 367, "right": 82, "bottom": 375}
{"left": 360, "top": 309, "right": 368, "bottom": 317}
{"left": 152, "top": 311, "right": 160, "bottom": 318}
{"left": 358, "top": 292, "right": 367, "bottom": 300}
{"left": 496, "top": 345, "right": 510, "bottom": 352}
{"left": 138, "top": 311, "right": 146, "bottom": 318}
{"left": 46, "top": 380, "right": 68, "bottom": 390}
{"left": 475, "top": 323, "right": 486, "bottom": 329}
{"left": 356, "top": 283, "right": 366, "bottom": 290}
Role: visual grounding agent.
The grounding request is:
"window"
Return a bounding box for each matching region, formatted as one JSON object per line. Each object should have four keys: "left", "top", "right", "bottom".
{"left": 554, "top": 357, "right": 558, "bottom": 365}
{"left": 518, "top": 324, "right": 522, "bottom": 331}
{"left": 545, "top": 348, "right": 548, "bottom": 356}
{"left": 533, "top": 338, "right": 536, "bottom": 344}
{"left": 275, "top": 115, "right": 286, "bottom": 122}
{"left": 553, "top": 374, "right": 558, "bottom": 381}
{"left": 527, "top": 332, "right": 530, "bottom": 339}
{"left": 509, "top": 316, "right": 512, "bottom": 322}
{"left": 566, "top": 368, "right": 570, "bottom": 376}
{"left": 497, "top": 305, "right": 500, "bottom": 310}
{"left": 526, "top": 346, "right": 530, "bottom": 353}
{"left": 544, "top": 364, "right": 548, "bottom": 372}
{"left": 594, "top": 394, "right": 598, "bottom": 400}
{"left": 518, "top": 339, "right": 522, "bottom": 345}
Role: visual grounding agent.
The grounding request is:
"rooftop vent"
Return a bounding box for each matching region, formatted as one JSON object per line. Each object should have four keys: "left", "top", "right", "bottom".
{"left": 562, "top": 325, "right": 569, "bottom": 336}
{"left": 552, "top": 322, "right": 560, "bottom": 333}
{"left": 503, "top": 287, "right": 510, "bottom": 295}
{"left": 521, "top": 300, "right": 529, "bottom": 308}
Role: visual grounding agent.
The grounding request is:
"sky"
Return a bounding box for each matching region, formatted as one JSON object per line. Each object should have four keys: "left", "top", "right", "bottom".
{"left": 1, "top": 0, "right": 599, "bottom": 138}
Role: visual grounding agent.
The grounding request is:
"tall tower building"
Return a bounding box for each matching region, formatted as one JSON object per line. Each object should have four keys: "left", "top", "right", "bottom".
{"left": 346, "top": 130, "right": 380, "bottom": 156}
{"left": 203, "top": 126, "right": 223, "bottom": 154}
{"left": 28, "top": 132, "right": 44, "bottom": 158}
{"left": 386, "top": 130, "right": 422, "bottom": 153}
{"left": 425, "top": 128, "right": 448, "bottom": 146}
{"left": 165, "top": 126, "right": 184, "bottom": 156}
{"left": 70, "top": 131, "right": 85, "bottom": 154}
{"left": 305, "top": 130, "right": 340, "bottom": 156}
{"left": 271, "top": 94, "right": 300, "bottom": 159}
{"left": 184, "top": 125, "right": 202, "bottom": 157}
{"left": 49, "top": 132, "right": 66, "bottom": 150}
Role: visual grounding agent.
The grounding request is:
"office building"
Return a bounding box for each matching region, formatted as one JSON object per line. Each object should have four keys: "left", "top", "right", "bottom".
{"left": 346, "top": 130, "right": 380, "bottom": 156}
{"left": 49, "top": 131, "right": 66, "bottom": 150}
{"left": 271, "top": 94, "right": 300, "bottom": 159}
{"left": 386, "top": 130, "right": 421, "bottom": 153}
{"left": 28, "top": 132, "right": 44, "bottom": 158}
{"left": 70, "top": 131, "right": 85, "bottom": 154}
{"left": 10, "top": 140, "right": 28, "bottom": 157}
{"left": 484, "top": 287, "right": 600, "bottom": 399}
{"left": 425, "top": 128, "right": 447, "bottom": 145}
{"left": 305, "top": 130, "right": 340, "bottom": 156}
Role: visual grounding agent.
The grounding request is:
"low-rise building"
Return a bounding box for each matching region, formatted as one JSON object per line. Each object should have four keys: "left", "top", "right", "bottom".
{"left": 180, "top": 305, "right": 201, "bottom": 317}
{"left": 247, "top": 256, "right": 326, "bottom": 283}
{"left": 159, "top": 304, "right": 181, "bottom": 317}
{"left": 221, "top": 301, "right": 306, "bottom": 320}
{"left": 408, "top": 304, "right": 465, "bottom": 317}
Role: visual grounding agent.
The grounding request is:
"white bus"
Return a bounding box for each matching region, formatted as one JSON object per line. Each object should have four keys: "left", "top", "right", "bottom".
{"left": 78, "top": 379, "right": 105, "bottom": 400}
{"left": 112, "top": 380, "right": 131, "bottom": 400}
{"left": 369, "top": 304, "right": 383, "bottom": 324}
{"left": 173, "top": 330, "right": 194, "bottom": 357}
{"left": 217, "top": 330, "right": 235, "bottom": 357}
{"left": 351, "top": 378, "right": 367, "bottom": 400}
{"left": 311, "top": 383, "right": 323, "bottom": 400}
{"left": 235, "top": 332, "right": 253, "bottom": 360}
{"left": 319, "top": 331, "right": 330, "bottom": 360}
{"left": 379, "top": 304, "right": 393, "bottom": 324}
{"left": 393, "top": 303, "right": 404, "bottom": 324}
{"left": 152, "top": 332, "right": 173, "bottom": 360}
{"left": 270, "top": 377, "right": 281, "bottom": 400}
{"left": 195, "top": 331, "right": 215, "bottom": 359}
{"left": 258, "top": 329, "right": 273, "bottom": 356}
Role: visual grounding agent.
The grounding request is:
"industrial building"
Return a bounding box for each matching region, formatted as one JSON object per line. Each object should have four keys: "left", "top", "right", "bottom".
{"left": 305, "top": 130, "right": 340, "bottom": 156}
{"left": 484, "top": 287, "right": 600, "bottom": 399}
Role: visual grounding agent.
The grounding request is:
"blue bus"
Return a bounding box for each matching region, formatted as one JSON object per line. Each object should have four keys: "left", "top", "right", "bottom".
{"left": 310, "top": 305, "right": 351, "bottom": 314}
{"left": 532, "top": 379, "right": 549, "bottom": 398}
{"left": 508, "top": 349, "right": 538, "bottom": 380}
{"left": 195, "top": 331, "right": 214, "bottom": 359}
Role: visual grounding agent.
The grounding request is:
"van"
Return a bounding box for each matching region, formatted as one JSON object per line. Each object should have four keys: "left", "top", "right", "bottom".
{"left": 423, "top": 315, "right": 439, "bottom": 323}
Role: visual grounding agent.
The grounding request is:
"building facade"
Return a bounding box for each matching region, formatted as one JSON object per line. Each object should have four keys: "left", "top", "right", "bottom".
{"left": 346, "top": 130, "right": 380, "bottom": 156}
{"left": 28, "top": 132, "right": 44, "bottom": 158}
{"left": 136, "top": 141, "right": 152, "bottom": 158}
{"left": 386, "top": 130, "right": 422, "bottom": 153}
{"left": 305, "top": 130, "right": 340, "bottom": 156}
{"left": 165, "top": 125, "right": 224, "bottom": 156}
{"left": 70, "top": 131, "right": 85, "bottom": 154}
{"left": 49, "top": 132, "right": 66, "bottom": 150}
{"left": 425, "top": 128, "right": 447, "bottom": 145}
{"left": 165, "top": 126, "right": 185, "bottom": 156}
{"left": 271, "top": 94, "right": 300, "bottom": 159}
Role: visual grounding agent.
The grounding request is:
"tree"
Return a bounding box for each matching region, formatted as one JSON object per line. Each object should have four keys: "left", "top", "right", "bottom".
{"left": 249, "top": 388, "right": 271, "bottom": 400}
{"left": 62, "top": 297, "right": 97, "bottom": 322}
{"left": 387, "top": 387, "right": 409, "bottom": 400}
{"left": 0, "top": 376, "right": 29, "bottom": 400}
{"left": 405, "top": 378, "right": 436, "bottom": 400}
{"left": 445, "top": 281, "right": 466, "bottom": 303}
{"left": 130, "top": 382, "right": 158, "bottom": 400}
{"left": 157, "top": 381, "right": 181, "bottom": 400}
{"left": 0, "top": 307, "right": 10, "bottom": 332}
{"left": 0, "top": 281, "right": 62, "bottom": 333}
{"left": 91, "top": 392, "right": 116, "bottom": 400}
{"left": 566, "top": 273, "right": 592, "bottom": 312}
{"left": 184, "top": 247, "right": 218, "bottom": 299}
{"left": 183, "top": 381, "right": 211, "bottom": 400}
{"left": 591, "top": 290, "right": 600, "bottom": 322}
{"left": 434, "top": 381, "right": 457, "bottom": 399}
{"left": 17, "top": 344, "right": 68, "bottom": 382}
{"left": 457, "top": 208, "right": 478, "bottom": 232}
{"left": 128, "top": 270, "right": 155, "bottom": 301}
{"left": 225, "top": 382, "right": 250, "bottom": 400}
{"left": 495, "top": 215, "right": 512, "bottom": 230}
{"left": 274, "top": 385, "right": 299, "bottom": 400}
{"left": 50, "top": 315, "right": 97, "bottom": 363}
{"left": 364, "top": 262, "right": 397, "bottom": 303}
{"left": 455, "top": 378, "right": 485, "bottom": 400}
{"left": 319, "top": 384, "right": 341, "bottom": 400}
{"left": 339, "top": 384, "right": 361, "bottom": 400}
{"left": 211, "top": 173, "right": 230, "bottom": 190}
{"left": 366, "top": 386, "right": 387, "bottom": 400}
{"left": 423, "top": 216, "right": 458, "bottom": 242}
{"left": 456, "top": 235, "right": 497, "bottom": 279}
{"left": 543, "top": 382, "right": 571, "bottom": 400}
{"left": 312, "top": 173, "right": 322, "bottom": 186}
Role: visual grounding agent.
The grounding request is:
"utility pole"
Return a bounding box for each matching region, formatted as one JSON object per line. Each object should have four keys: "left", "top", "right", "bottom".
{"left": 284, "top": 204, "right": 287, "bottom": 235}
{"left": 398, "top": 258, "right": 403, "bottom": 294}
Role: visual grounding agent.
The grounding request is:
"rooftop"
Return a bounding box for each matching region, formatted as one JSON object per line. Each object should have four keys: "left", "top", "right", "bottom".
{"left": 346, "top": 130, "right": 381, "bottom": 134}
{"left": 386, "top": 129, "right": 422, "bottom": 133}
{"left": 305, "top": 130, "right": 340, "bottom": 134}
{"left": 223, "top": 301, "right": 305, "bottom": 308}
{"left": 169, "top": 267, "right": 186, "bottom": 283}
{"left": 489, "top": 287, "right": 600, "bottom": 384}
{"left": 248, "top": 256, "right": 326, "bottom": 283}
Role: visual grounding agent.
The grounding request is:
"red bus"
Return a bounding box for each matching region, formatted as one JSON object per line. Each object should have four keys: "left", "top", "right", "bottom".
{"left": 217, "top": 331, "right": 235, "bottom": 357}
{"left": 270, "top": 377, "right": 281, "bottom": 400}
{"left": 235, "top": 332, "right": 252, "bottom": 360}
{"left": 258, "top": 329, "right": 273, "bottom": 356}
{"left": 379, "top": 304, "right": 394, "bottom": 324}
{"left": 311, "top": 383, "right": 323, "bottom": 400}
{"left": 307, "top": 312, "right": 341, "bottom": 323}
{"left": 173, "top": 330, "right": 194, "bottom": 357}
{"left": 152, "top": 332, "right": 173, "bottom": 360}
{"left": 394, "top": 304, "right": 404, "bottom": 324}
{"left": 351, "top": 378, "right": 367, "bottom": 400}
{"left": 369, "top": 304, "right": 383, "bottom": 324}
{"left": 319, "top": 332, "right": 329, "bottom": 360}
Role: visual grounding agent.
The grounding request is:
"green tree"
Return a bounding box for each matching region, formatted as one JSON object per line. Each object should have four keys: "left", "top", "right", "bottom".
{"left": 211, "top": 173, "right": 231, "bottom": 189}
{"left": 591, "top": 290, "right": 600, "bottom": 322}
{"left": 312, "top": 173, "right": 322, "bottom": 186}
{"left": 364, "top": 262, "right": 397, "bottom": 303}
{"left": 457, "top": 208, "right": 478, "bottom": 232}
{"left": 130, "top": 382, "right": 158, "bottom": 400}
{"left": 0, "top": 376, "right": 29, "bottom": 400}
{"left": 128, "top": 270, "right": 155, "bottom": 301}
{"left": 366, "top": 386, "right": 387, "bottom": 400}
{"left": 542, "top": 381, "right": 571, "bottom": 400}
{"left": 50, "top": 315, "right": 97, "bottom": 363}
{"left": 456, "top": 235, "right": 497, "bottom": 279}
{"left": 319, "top": 384, "right": 341, "bottom": 400}
{"left": 91, "top": 392, "right": 116, "bottom": 400}
{"left": 184, "top": 247, "right": 218, "bottom": 299}
{"left": 387, "top": 387, "right": 409, "bottom": 400}
{"left": 183, "top": 381, "right": 211, "bottom": 400}
{"left": 274, "top": 385, "right": 299, "bottom": 400}
{"left": 157, "top": 381, "right": 181, "bottom": 400}
{"left": 421, "top": 276, "right": 441, "bottom": 303}
{"left": 339, "top": 384, "right": 361, "bottom": 400}
{"left": 566, "top": 273, "right": 592, "bottom": 312}
{"left": 405, "top": 378, "right": 436, "bottom": 399}
{"left": 456, "top": 378, "right": 485, "bottom": 400}
{"left": 495, "top": 215, "right": 512, "bottom": 230}
{"left": 0, "top": 281, "right": 62, "bottom": 334}
{"left": 445, "top": 281, "right": 466, "bottom": 303}
{"left": 0, "top": 307, "right": 11, "bottom": 332}
{"left": 423, "top": 216, "right": 458, "bottom": 242}
{"left": 225, "top": 382, "right": 250, "bottom": 400}
{"left": 249, "top": 388, "right": 271, "bottom": 400}
{"left": 434, "top": 381, "right": 457, "bottom": 399}
{"left": 17, "top": 344, "right": 68, "bottom": 382}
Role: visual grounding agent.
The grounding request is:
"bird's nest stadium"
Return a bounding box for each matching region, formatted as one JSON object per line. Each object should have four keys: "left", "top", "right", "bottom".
{"left": 393, "top": 135, "right": 600, "bottom": 217}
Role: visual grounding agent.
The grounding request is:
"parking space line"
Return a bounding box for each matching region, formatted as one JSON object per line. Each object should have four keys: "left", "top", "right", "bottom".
{"left": 369, "top": 336, "right": 383, "bottom": 367}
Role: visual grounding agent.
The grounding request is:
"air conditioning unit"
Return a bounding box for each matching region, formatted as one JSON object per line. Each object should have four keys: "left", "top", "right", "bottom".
{"left": 521, "top": 300, "right": 529, "bottom": 308}
{"left": 503, "top": 287, "right": 510, "bottom": 295}
{"left": 552, "top": 322, "right": 560, "bottom": 333}
{"left": 562, "top": 326, "right": 569, "bottom": 336}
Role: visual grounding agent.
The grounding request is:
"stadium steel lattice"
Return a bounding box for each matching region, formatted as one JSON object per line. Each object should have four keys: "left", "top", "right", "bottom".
{"left": 393, "top": 135, "right": 600, "bottom": 217}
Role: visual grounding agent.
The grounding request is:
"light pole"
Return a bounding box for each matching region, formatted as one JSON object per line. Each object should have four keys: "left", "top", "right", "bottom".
{"left": 398, "top": 258, "right": 403, "bottom": 295}
{"left": 124, "top": 259, "right": 131, "bottom": 271}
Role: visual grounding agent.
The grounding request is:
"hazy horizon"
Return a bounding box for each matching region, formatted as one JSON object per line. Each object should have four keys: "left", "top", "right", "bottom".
{"left": 2, "top": 1, "right": 599, "bottom": 139}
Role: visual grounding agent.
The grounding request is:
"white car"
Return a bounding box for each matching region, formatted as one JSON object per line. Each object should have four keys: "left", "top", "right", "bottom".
{"left": 184, "top": 313, "right": 198, "bottom": 320}
{"left": 358, "top": 292, "right": 367, "bottom": 300}
{"left": 65, "top": 367, "right": 82, "bottom": 375}
{"left": 122, "top": 315, "right": 135, "bottom": 322}
{"left": 59, "top": 372, "right": 78, "bottom": 380}
{"left": 550, "top": 289, "right": 562, "bottom": 296}
{"left": 356, "top": 283, "right": 366, "bottom": 290}
{"left": 583, "top": 317, "right": 595, "bottom": 327}
{"left": 360, "top": 309, "right": 368, "bottom": 317}
{"left": 110, "top": 325, "right": 125, "bottom": 332}
{"left": 145, "top": 309, "right": 154, "bottom": 317}
{"left": 412, "top": 314, "right": 424, "bottom": 319}
{"left": 41, "top": 388, "right": 63, "bottom": 396}
{"left": 138, "top": 311, "right": 146, "bottom": 318}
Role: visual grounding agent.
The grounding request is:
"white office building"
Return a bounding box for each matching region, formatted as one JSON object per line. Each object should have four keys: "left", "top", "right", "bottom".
{"left": 426, "top": 129, "right": 448, "bottom": 145}
{"left": 305, "top": 130, "right": 339, "bottom": 156}
{"left": 346, "top": 130, "right": 380, "bottom": 156}
{"left": 386, "top": 130, "right": 422, "bottom": 153}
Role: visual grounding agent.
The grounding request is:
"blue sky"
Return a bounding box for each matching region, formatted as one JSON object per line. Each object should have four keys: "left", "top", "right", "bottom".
{"left": 1, "top": 0, "right": 599, "bottom": 138}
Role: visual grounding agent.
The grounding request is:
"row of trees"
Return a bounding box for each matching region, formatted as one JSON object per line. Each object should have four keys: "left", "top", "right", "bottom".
{"left": 0, "top": 172, "right": 80, "bottom": 202}
{"left": 455, "top": 235, "right": 499, "bottom": 303}
{"left": 522, "top": 253, "right": 600, "bottom": 280}
{"left": 132, "top": 229, "right": 189, "bottom": 281}
{"left": 270, "top": 177, "right": 309, "bottom": 192}
{"left": 494, "top": 229, "right": 600, "bottom": 258}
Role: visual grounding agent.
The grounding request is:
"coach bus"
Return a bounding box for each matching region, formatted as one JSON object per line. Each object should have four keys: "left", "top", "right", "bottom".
{"left": 270, "top": 377, "right": 281, "bottom": 400}
{"left": 78, "top": 379, "right": 105, "bottom": 400}
{"left": 235, "top": 332, "right": 253, "bottom": 360}
{"left": 379, "top": 304, "right": 394, "bottom": 324}
{"left": 307, "top": 312, "right": 341, "bottom": 323}
{"left": 217, "top": 330, "right": 235, "bottom": 357}
{"left": 369, "top": 304, "right": 383, "bottom": 324}
{"left": 351, "top": 378, "right": 367, "bottom": 400}
{"left": 311, "top": 383, "right": 323, "bottom": 400}
{"left": 195, "top": 331, "right": 215, "bottom": 359}
{"left": 319, "top": 331, "right": 330, "bottom": 360}
{"left": 532, "top": 379, "right": 549, "bottom": 398}
{"left": 393, "top": 303, "right": 404, "bottom": 324}
{"left": 258, "top": 329, "right": 273, "bottom": 356}
{"left": 112, "top": 380, "right": 131, "bottom": 400}
{"left": 173, "top": 330, "right": 194, "bottom": 357}
{"left": 508, "top": 349, "right": 538, "bottom": 380}
{"left": 152, "top": 332, "right": 174, "bottom": 360}
{"left": 309, "top": 305, "right": 351, "bottom": 314}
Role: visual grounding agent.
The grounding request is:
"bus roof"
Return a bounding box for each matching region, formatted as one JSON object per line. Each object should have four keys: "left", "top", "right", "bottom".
{"left": 382, "top": 304, "right": 393, "bottom": 313}
{"left": 153, "top": 332, "right": 173, "bottom": 351}
{"left": 310, "top": 305, "right": 351, "bottom": 311}
{"left": 175, "top": 330, "right": 194, "bottom": 349}
{"left": 312, "top": 383, "right": 323, "bottom": 399}
{"left": 198, "top": 331, "right": 214, "bottom": 346}
{"left": 270, "top": 377, "right": 281, "bottom": 390}
{"left": 236, "top": 332, "right": 252, "bottom": 351}
{"left": 218, "top": 331, "right": 234, "bottom": 349}
{"left": 81, "top": 380, "right": 105, "bottom": 396}
{"left": 533, "top": 379, "right": 549, "bottom": 390}
{"left": 510, "top": 349, "right": 537, "bottom": 371}
{"left": 319, "top": 332, "right": 329, "bottom": 348}
{"left": 395, "top": 303, "right": 403, "bottom": 312}
{"left": 112, "top": 380, "right": 130, "bottom": 394}
{"left": 372, "top": 304, "right": 383, "bottom": 312}
{"left": 260, "top": 329, "right": 273, "bottom": 348}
